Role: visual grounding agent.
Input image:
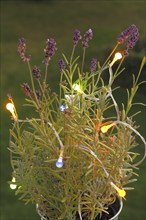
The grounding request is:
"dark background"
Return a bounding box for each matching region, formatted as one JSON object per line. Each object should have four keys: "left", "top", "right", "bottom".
{"left": 0, "top": 0, "right": 146, "bottom": 220}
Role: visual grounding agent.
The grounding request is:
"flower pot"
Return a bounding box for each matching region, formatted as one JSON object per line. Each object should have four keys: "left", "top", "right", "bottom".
{"left": 36, "top": 197, "right": 123, "bottom": 220}
{"left": 98, "top": 198, "right": 123, "bottom": 220}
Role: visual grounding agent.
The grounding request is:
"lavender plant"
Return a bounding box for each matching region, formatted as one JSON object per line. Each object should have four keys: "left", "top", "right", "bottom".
{"left": 6, "top": 25, "right": 146, "bottom": 220}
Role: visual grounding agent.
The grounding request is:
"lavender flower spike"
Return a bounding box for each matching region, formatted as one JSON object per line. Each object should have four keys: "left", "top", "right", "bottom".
{"left": 43, "top": 38, "right": 57, "bottom": 65}
{"left": 90, "top": 58, "right": 97, "bottom": 72}
{"left": 18, "top": 38, "right": 31, "bottom": 62}
{"left": 82, "top": 29, "right": 93, "bottom": 48}
{"left": 21, "top": 83, "right": 32, "bottom": 97}
{"left": 117, "top": 24, "right": 139, "bottom": 49}
{"left": 73, "top": 29, "right": 82, "bottom": 46}
{"left": 58, "top": 59, "right": 66, "bottom": 71}
{"left": 32, "top": 66, "right": 41, "bottom": 80}
{"left": 35, "top": 90, "right": 41, "bottom": 100}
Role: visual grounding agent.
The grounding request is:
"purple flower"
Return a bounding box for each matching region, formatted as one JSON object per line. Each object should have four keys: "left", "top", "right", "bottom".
{"left": 90, "top": 58, "right": 97, "bottom": 72}
{"left": 35, "top": 90, "right": 41, "bottom": 99}
{"left": 18, "top": 38, "right": 25, "bottom": 58}
{"left": 82, "top": 29, "right": 93, "bottom": 48}
{"left": 58, "top": 59, "right": 66, "bottom": 71}
{"left": 123, "top": 50, "right": 129, "bottom": 57}
{"left": 18, "top": 38, "right": 31, "bottom": 62}
{"left": 117, "top": 24, "right": 139, "bottom": 50}
{"left": 73, "top": 29, "right": 82, "bottom": 46}
{"left": 43, "top": 38, "right": 57, "bottom": 65}
{"left": 21, "top": 83, "right": 32, "bottom": 97}
{"left": 126, "top": 40, "right": 136, "bottom": 49}
{"left": 32, "top": 66, "right": 41, "bottom": 80}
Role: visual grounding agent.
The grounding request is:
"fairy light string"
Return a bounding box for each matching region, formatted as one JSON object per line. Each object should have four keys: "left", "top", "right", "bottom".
{"left": 100, "top": 119, "right": 146, "bottom": 166}
{"left": 78, "top": 144, "right": 126, "bottom": 198}
{"left": 47, "top": 122, "right": 64, "bottom": 168}
{"left": 6, "top": 28, "right": 146, "bottom": 214}
{"left": 116, "top": 120, "right": 146, "bottom": 166}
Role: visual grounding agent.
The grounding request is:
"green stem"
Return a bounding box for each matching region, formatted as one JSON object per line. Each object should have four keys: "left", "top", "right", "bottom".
{"left": 94, "top": 65, "right": 108, "bottom": 88}
{"left": 44, "top": 63, "right": 49, "bottom": 83}
{"left": 27, "top": 62, "right": 39, "bottom": 107}
{"left": 37, "top": 80, "right": 48, "bottom": 103}
{"left": 101, "top": 43, "right": 119, "bottom": 69}
{"left": 27, "top": 62, "right": 35, "bottom": 94}
{"left": 135, "top": 56, "right": 146, "bottom": 85}
{"left": 114, "top": 56, "right": 125, "bottom": 78}
{"left": 59, "top": 71, "right": 63, "bottom": 102}
{"left": 116, "top": 120, "right": 146, "bottom": 166}
{"left": 81, "top": 48, "right": 86, "bottom": 74}
{"left": 110, "top": 91, "right": 120, "bottom": 121}
{"left": 69, "top": 46, "right": 76, "bottom": 91}
{"left": 70, "top": 46, "right": 75, "bottom": 65}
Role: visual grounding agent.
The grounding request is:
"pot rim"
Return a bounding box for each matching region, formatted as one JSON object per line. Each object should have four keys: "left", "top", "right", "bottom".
{"left": 109, "top": 198, "right": 123, "bottom": 220}
{"left": 36, "top": 198, "right": 123, "bottom": 220}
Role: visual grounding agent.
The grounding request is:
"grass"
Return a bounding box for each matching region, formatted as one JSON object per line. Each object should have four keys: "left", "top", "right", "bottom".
{"left": 0, "top": 0, "right": 146, "bottom": 219}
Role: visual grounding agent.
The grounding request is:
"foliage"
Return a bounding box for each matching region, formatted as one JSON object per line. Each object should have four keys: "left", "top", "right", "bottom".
{"left": 6, "top": 27, "right": 146, "bottom": 220}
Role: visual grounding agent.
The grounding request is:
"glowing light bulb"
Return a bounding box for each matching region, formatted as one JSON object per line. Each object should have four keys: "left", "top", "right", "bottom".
{"left": 10, "top": 177, "right": 17, "bottom": 190}
{"left": 114, "top": 52, "right": 122, "bottom": 61}
{"left": 6, "top": 103, "right": 14, "bottom": 112}
{"left": 6, "top": 103, "right": 17, "bottom": 120}
{"left": 110, "top": 181, "right": 126, "bottom": 198}
{"left": 100, "top": 123, "right": 115, "bottom": 133}
{"left": 117, "top": 188, "right": 126, "bottom": 198}
{"left": 72, "top": 84, "right": 82, "bottom": 93}
{"left": 56, "top": 157, "right": 63, "bottom": 168}
{"left": 110, "top": 52, "right": 122, "bottom": 67}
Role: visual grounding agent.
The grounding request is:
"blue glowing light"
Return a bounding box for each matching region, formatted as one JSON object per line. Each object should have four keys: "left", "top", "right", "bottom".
{"left": 56, "top": 158, "right": 63, "bottom": 168}
{"left": 59, "top": 105, "right": 66, "bottom": 112}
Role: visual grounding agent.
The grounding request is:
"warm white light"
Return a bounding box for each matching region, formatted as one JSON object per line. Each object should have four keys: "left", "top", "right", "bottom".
{"left": 72, "top": 84, "right": 82, "bottom": 93}
{"left": 110, "top": 52, "right": 122, "bottom": 67}
{"left": 10, "top": 177, "right": 17, "bottom": 190}
{"left": 6, "top": 103, "right": 14, "bottom": 113}
{"left": 114, "top": 52, "right": 122, "bottom": 61}
{"left": 6, "top": 103, "right": 17, "bottom": 120}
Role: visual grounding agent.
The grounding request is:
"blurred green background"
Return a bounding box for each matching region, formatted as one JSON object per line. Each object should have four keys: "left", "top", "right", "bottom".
{"left": 0, "top": 0, "right": 146, "bottom": 220}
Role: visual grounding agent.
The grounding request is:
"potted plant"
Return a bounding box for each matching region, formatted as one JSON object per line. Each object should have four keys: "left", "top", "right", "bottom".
{"left": 6, "top": 25, "right": 146, "bottom": 220}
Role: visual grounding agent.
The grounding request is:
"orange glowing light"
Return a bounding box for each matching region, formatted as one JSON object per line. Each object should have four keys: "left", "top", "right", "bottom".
{"left": 117, "top": 188, "right": 126, "bottom": 198}
{"left": 110, "top": 181, "right": 126, "bottom": 198}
